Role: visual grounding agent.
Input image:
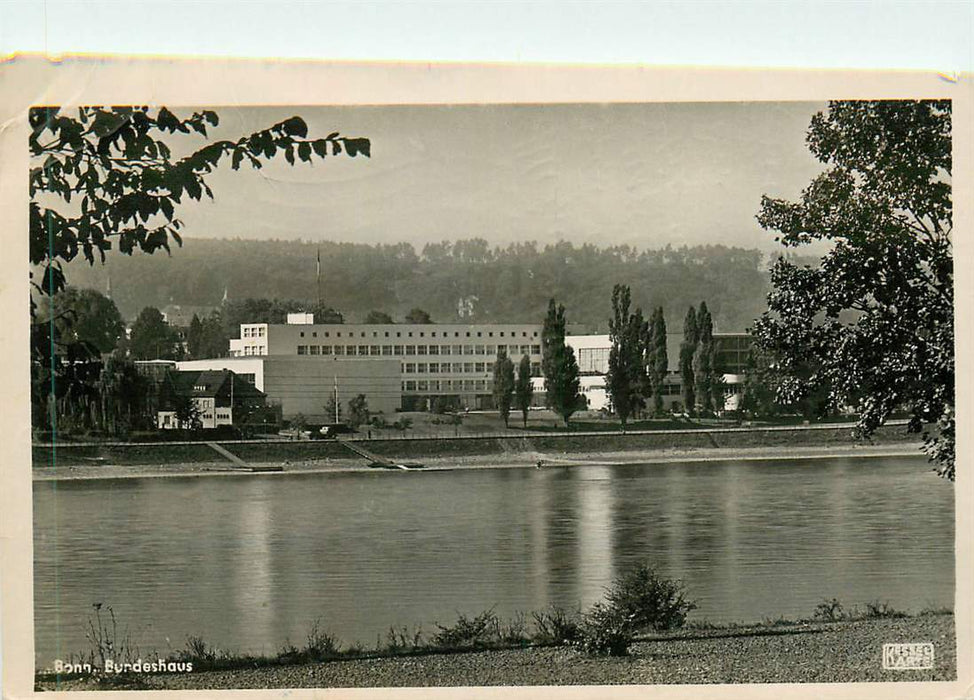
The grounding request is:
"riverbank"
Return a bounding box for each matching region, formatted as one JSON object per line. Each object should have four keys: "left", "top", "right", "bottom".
{"left": 32, "top": 423, "right": 928, "bottom": 481}
{"left": 37, "top": 613, "right": 955, "bottom": 689}
{"left": 32, "top": 442, "right": 928, "bottom": 481}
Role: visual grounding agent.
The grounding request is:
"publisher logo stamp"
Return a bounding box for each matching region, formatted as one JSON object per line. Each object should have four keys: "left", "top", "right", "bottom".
{"left": 883, "top": 643, "right": 934, "bottom": 670}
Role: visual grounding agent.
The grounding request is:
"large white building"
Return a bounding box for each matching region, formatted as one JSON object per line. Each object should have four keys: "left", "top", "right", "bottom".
{"left": 214, "top": 314, "right": 750, "bottom": 416}
{"left": 228, "top": 313, "right": 555, "bottom": 411}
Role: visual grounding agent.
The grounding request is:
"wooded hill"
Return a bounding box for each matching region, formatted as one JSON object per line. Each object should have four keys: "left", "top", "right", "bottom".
{"left": 63, "top": 237, "right": 780, "bottom": 332}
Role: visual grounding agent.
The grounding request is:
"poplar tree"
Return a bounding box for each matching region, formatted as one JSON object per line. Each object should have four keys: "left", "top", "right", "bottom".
{"left": 514, "top": 354, "right": 534, "bottom": 429}
{"left": 541, "top": 298, "right": 566, "bottom": 388}
{"left": 606, "top": 284, "right": 646, "bottom": 428}
{"left": 648, "top": 306, "right": 668, "bottom": 415}
{"left": 679, "top": 307, "right": 698, "bottom": 415}
{"left": 694, "top": 301, "right": 717, "bottom": 414}
{"left": 493, "top": 348, "right": 516, "bottom": 427}
{"left": 542, "top": 299, "right": 583, "bottom": 428}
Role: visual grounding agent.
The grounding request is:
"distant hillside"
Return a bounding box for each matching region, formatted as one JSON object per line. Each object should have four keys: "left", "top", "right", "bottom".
{"left": 62, "top": 237, "right": 778, "bottom": 331}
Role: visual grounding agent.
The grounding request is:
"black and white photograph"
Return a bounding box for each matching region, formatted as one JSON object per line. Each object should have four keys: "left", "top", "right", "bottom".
{"left": 1, "top": 57, "right": 968, "bottom": 699}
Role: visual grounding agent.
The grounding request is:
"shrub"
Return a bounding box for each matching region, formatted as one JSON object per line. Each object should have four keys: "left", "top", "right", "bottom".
{"left": 304, "top": 619, "right": 340, "bottom": 660}
{"left": 813, "top": 598, "right": 845, "bottom": 622}
{"left": 384, "top": 625, "right": 424, "bottom": 653}
{"left": 862, "top": 601, "right": 906, "bottom": 619}
{"left": 182, "top": 635, "right": 218, "bottom": 666}
{"left": 277, "top": 639, "right": 301, "bottom": 663}
{"left": 499, "top": 611, "right": 529, "bottom": 646}
{"left": 604, "top": 563, "right": 696, "bottom": 632}
{"left": 573, "top": 602, "right": 634, "bottom": 657}
{"left": 431, "top": 609, "right": 500, "bottom": 649}
{"left": 531, "top": 606, "right": 581, "bottom": 645}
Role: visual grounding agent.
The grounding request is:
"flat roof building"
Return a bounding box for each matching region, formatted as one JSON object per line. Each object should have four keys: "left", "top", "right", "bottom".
{"left": 229, "top": 319, "right": 568, "bottom": 411}
{"left": 213, "top": 314, "right": 752, "bottom": 416}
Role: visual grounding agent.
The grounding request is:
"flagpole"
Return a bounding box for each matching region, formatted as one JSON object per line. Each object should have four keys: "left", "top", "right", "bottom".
{"left": 316, "top": 246, "right": 321, "bottom": 309}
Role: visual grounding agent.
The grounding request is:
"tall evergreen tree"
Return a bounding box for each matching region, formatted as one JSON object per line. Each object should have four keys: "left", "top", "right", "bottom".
{"left": 541, "top": 298, "right": 567, "bottom": 392}
{"left": 514, "top": 354, "right": 534, "bottom": 428}
{"left": 606, "top": 285, "right": 646, "bottom": 428}
{"left": 493, "top": 348, "right": 516, "bottom": 427}
{"left": 648, "top": 306, "right": 668, "bottom": 415}
{"left": 694, "top": 301, "right": 717, "bottom": 413}
{"left": 679, "top": 307, "right": 698, "bottom": 415}
{"left": 187, "top": 314, "right": 205, "bottom": 358}
{"left": 548, "top": 344, "right": 583, "bottom": 428}
{"left": 542, "top": 298, "right": 582, "bottom": 427}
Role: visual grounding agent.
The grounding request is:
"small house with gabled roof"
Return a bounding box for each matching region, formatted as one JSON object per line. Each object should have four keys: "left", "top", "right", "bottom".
{"left": 157, "top": 368, "right": 267, "bottom": 430}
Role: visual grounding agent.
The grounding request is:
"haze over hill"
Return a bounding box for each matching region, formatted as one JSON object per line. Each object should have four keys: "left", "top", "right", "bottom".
{"left": 64, "top": 237, "right": 795, "bottom": 333}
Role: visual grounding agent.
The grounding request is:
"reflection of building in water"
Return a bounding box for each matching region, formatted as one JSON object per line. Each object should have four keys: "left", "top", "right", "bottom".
{"left": 531, "top": 467, "right": 617, "bottom": 608}
{"left": 574, "top": 466, "right": 616, "bottom": 606}
{"left": 233, "top": 481, "right": 276, "bottom": 645}
{"left": 537, "top": 469, "right": 581, "bottom": 606}
{"left": 528, "top": 469, "right": 552, "bottom": 607}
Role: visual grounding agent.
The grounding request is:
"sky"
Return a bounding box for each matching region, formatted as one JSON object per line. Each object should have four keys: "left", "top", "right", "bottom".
{"left": 3, "top": 2, "right": 971, "bottom": 71}
{"left": 172, "top": 101, "right": 826, "bottom": 252}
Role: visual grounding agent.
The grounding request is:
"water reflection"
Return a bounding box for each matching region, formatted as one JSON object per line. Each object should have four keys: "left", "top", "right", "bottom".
{"left": 574, "top": 466, "right": 615, "bottom": 605}
{"left": 232, "top": 479, "right": 275, "bottom": 648}
{"left": 33, "top": 455, "right": 954, "bottom": 665}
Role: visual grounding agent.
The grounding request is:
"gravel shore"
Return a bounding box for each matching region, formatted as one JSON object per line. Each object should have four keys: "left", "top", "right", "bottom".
{"left": 39, "top": 614, "right": 955, "bottom": 690}
{"left": 33, "top": 441, "right": 926, "bottom": 482}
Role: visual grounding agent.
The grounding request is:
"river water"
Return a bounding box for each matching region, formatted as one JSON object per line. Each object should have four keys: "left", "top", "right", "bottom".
{"left": 33, "top": 455, "right": 954, "bottom": 666}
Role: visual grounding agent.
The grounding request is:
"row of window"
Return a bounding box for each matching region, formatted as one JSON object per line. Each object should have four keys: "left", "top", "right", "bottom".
{"left": 401, "top": 361, "right": 544, "bottom": 375}
{"left": 241, "top": 346, "right": 266, "bottom": 356}
{"left": 242, "top": 326, "right": 266, "bottom": 338}
{"left": 296, "top": 344, "right": 541, "bottom": 357}
{"left": 404, "top": 362, "right": 486, "bottom": 374}
{"left": 402, "top": 379, "right": 489, "bottom": 393}
{"left": 299, "top": 328, "right": 539, "bottom": 340}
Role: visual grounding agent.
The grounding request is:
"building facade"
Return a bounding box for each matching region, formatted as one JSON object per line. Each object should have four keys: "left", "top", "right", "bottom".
{"left": 217, "top": 314, "right": 751, "bottom": 416}
{"left": 154, "top": 368, "right": 269, "bottom": 430}
{"left": 229, "top": 317, "right": 551, "bottom": 411}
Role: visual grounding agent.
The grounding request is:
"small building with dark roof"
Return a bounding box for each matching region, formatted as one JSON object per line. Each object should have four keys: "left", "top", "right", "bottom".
{"left": 157, "top": 368, "right": 269, "bottom": 430}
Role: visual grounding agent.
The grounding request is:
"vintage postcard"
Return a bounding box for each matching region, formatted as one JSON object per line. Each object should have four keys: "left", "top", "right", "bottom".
{"left": 0, "top": 58, "right": 970, "bottom": 699}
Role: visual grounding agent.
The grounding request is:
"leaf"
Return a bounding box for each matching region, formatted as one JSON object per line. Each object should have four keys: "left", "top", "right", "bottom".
{"left": 298, "top": 141, "right": 312, "bottom": 162}
{"left": 344, "top": 138, "right": 371, "bottom": 158}
{"left": 157, "top": 107, "right": 180, "bottom": 133}
{"left": 281, "top": 117, "right": 309, "bottom": 138}
{"left": 312, "top": 139, "right": 328, "bottom": 158}
{"left": 231, "top": 149, "right": 244, "bottom": 170}
{"left": 185, "top": 177, "right": 202, "bottom": 201}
